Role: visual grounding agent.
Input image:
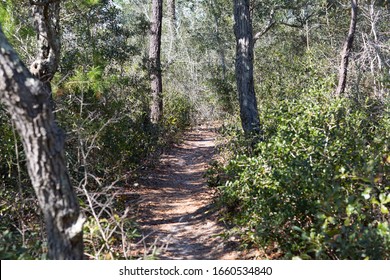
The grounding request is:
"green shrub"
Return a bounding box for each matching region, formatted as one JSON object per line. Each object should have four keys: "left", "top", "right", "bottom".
{"left": 1, "top": 59, "right": 194, "bottom": 258}
{"left": 0, "top": 229, "right": 46, "bottom": 260}
{"left": 214, "top": 93, "right": 389, "bottom": 259}
{"left": 163, "top": 91, "right": 194, "bottom": 131}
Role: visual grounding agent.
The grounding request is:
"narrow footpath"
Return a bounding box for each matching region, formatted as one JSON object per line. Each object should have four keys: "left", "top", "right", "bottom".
{"left": 132, "top": 124, "right": 239, "bottom": 259}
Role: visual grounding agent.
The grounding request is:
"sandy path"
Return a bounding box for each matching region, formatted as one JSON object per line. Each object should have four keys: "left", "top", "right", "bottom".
{"left": 132, "top": 124, "right": 238, "bottom": 259}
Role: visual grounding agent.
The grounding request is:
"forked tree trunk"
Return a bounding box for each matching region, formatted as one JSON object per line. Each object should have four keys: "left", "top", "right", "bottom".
{"left": 149, "top": 0, "right": 163, "bottom": 124}
{"left": 0, "top": 27, "right": 84, "bottom": 260}
{"left": 335, "top": 0, "right": 358, "bottom": 96}
{"left": 234, "top": 0, "right": 261, "bottom": 135}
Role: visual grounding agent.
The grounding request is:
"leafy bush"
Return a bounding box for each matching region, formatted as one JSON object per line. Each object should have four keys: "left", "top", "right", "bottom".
{"left": 212, "top": 93, "right": 389, "bottom": 259}
{"left": 163, "top": 91, "right": 194, "bottom": 131}
{"left": 0, "top": 229, "right": 46, "bottom": 260}
{"left": 0, "top": 62, "right": 193, "bottom": 258}
{"left": 54, "top": 66, "right": 194, "bottom": 259}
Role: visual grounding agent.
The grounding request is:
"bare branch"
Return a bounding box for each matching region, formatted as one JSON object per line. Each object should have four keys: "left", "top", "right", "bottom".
{"left": 253, "top": 9, "right": 276, "bottom": 44}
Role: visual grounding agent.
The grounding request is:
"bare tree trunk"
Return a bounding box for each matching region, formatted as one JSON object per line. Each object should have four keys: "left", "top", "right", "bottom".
{"left": 234, "top": 0, "right": 261, "bottom": 135}
{"left": 167, "top": 0, "right": 176, "bottom": 35}
{"left": 335, "top": 0, "right": 358, "bottom": 96}
{"left": 29, "top": 0, "right": 61, "bottom": 83}
{"left": 166, "top": 0, "right": 176, "bottom": 64}
{"left": 149, "top": 0, "right": 163, "bottom": 124}
{"left": 0, "top": 27, "right": 84, "bottom": 259}
{"left": 367, "top": 1, "right": 386, "bottom": 99}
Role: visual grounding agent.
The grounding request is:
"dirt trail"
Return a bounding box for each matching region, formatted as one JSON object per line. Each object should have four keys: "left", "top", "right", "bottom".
{"left": 133, "top": 124, "right": 239, "bottom": 259}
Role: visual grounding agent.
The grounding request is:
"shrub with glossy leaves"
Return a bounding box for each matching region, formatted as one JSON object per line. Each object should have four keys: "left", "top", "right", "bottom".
{"left": 214, "top": 93, "right": 389, "bottom": 259}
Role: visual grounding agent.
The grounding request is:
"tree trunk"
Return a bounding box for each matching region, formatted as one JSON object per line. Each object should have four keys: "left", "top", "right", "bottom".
{"left": 149, "top": 0, "right": 163, "bottom": 124}
{"left": 167, "top": 0, "right": 176, "bottom": 35}
{"left": 166, "top": 0, "right": 176, "bottom": 64}
{"left": 335, "top": 0, "right": 358, "bottom": 96}
{"left": 29, "top": 0, "right": 61, "bottom": 83}
{"left": 234, "top": 0, "right": 261, "bottom": 135}
{"left": 0, "top": 27, "right": 84, "bottom": 260}
{"left": 29, "top": 0, "right": 61, "bottom": 110}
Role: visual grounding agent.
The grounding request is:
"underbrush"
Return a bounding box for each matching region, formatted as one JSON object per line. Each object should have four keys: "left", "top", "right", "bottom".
{"left": 0, "top": 66, "right": 193, "bottom": 259}
{"left": 209, "top": 93, "right": 389, "bottom": 259}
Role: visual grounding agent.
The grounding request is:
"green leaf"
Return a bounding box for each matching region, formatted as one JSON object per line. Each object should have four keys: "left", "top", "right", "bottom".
{"left": 346, "top": 204, "right": 355, "bottom": 217}
{"left": 362, "top": 187, "right": 371, "bottom": 200}
{"left": 377, "top": 222, "right": 389, "bottom": 237}
{"left": 380, "top": 204, "right": 389, "bottom": 214}
{"left": 327, "top": 216, "right": 336, "bottom": 224}
{"left": 371, "top": 197, "right": 380, "bottom": 206}
{"left": 379, "top": 193, "right": 390, "bottom": 204}
{"left": 84, "top": 0, "right": 100, "bottom": 6}
{"left": 292, "top": 226, "right": 303, "bottom": 232}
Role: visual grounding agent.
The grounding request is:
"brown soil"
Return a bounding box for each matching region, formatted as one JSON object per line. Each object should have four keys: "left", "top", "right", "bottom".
{"left": 131, "top": 123, "right": 240, "bottom": 259}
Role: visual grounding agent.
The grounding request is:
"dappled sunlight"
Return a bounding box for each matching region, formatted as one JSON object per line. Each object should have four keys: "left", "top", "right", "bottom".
{"left": 133, "top": 124, "right": 240, "bottom": 259}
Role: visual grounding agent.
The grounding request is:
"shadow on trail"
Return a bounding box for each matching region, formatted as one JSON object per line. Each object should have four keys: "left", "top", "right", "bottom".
{"left": 145, "top": 204, "right": 215, "bottom": 226}
{"left": 133, "top": 125, "right": 238, "bottom": 260}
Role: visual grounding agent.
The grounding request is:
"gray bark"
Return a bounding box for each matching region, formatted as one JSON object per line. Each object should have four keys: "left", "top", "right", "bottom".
{"left": 335, "top": 0, "right": 358, "bottom": 96}
{"left": 166, "top": 0, "right": 176, "bottom": 65}
{"left": 0, "top": 27, "right": 84, "bottom": 259}
{"left": 29, "top": 0, "right": 61, "bottom": 85}
{"left": 149, "top": 0, "right": 163, "bottom": 124}
{"left": 167, "top": 0, "right": 176, "bottom": 34}
{"left": 234, "top": 0, "right": 261, "bottom": 135}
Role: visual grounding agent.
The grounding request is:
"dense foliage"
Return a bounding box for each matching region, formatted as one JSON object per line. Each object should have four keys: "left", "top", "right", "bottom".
{"left": 0, "top": 0, "right": 196, "bottom": 259}
{"left": 1, "top": 0, "right": 389, "bottom": 259}
{"left": 211, "top": 92, "right": 389, "bottom": 259}
{"left": 206, "top": 0, "right": 390, "bottom": 259}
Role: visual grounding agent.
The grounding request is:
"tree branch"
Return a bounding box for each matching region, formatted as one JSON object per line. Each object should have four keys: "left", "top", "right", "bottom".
{"left": 253, "top": 9, "right": 276, "bottom": 44}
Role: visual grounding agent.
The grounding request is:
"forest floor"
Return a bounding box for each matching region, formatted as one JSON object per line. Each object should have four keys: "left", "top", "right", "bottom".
{"left": 130, "top": 123, "right": 242, "bottom": 260}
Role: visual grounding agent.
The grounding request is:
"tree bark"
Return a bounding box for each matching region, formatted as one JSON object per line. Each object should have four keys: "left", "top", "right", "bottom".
{"left": 335, "top": 0, "right": 358, "bottom": 96}
{"left": 149, "top": 0, "right": 163, "bottom": 124}
{"left": 0, "top": 27, "right": 84, "bottom": 260}
{"left": 166, "top": 0, "right": 176, "bottom": 64}
{"left": 234, "top": 0, "right": 261, "bottom": 135}
{"left": 29, "top": 0, "right": 61, "bottom": 84}
{"left": 167, "top": 0, "right": 176, "bottom": 35}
